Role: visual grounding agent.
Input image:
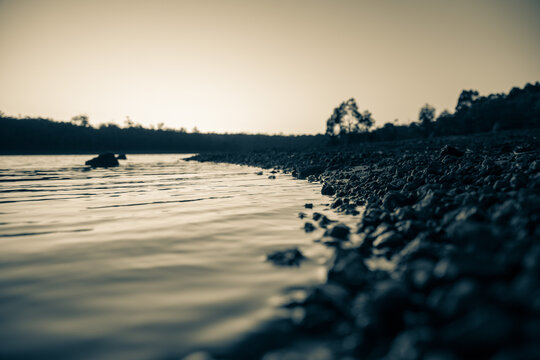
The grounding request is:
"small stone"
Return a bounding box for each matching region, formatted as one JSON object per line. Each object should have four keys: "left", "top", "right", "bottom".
{"left": 440, "top": 145, "right": 464, "bottom": 157}
{"left": 373, "top": 231, "right": 403, "bottom": 249}
{"left": 328, "top": 250, "right": 369, "bottom": 288}
{"left": 395, "top": 220, "right": 423, "bottom": 239}
{"left": 318, "top": 215, "right": 335, "bottom": 228}
{"left": 445, "top": 220, "right": 501, "bottom": 251}
{"left": 306, "top": 282, "right": 351, "bottom": 313}
{"left": 297, "top": 165, "right": 325, "bottom": 179}
{"left": 304, "top": 222, "right": 316, "bottom": 233}
{"left": 530, "top": 160, "right": 540, "bottom": 172}
{"left": 321, "top": 183, "right": 336, "bottom": 196}
{"left": 492, "top": 200, "right": 520, "bottom": 224}
{"left": 428, "top": 278, "right": 479, "bottom": 319}
{"left": 329, "top": 223, "right": 350, "bottom": 240}
{"left": 182, "top": 351, "right": 214, "bottom": 360}
{"left": 413, "top": 189, "right": 440, "bottom": 219}
{"left": 266, "top": 248, "right": 305, "bottom": 266}
{"left": 371, "top": 280, "right": 409, "bottom": 328}
{"left": 382, "top": 191, "right": 408, "bottom": 212}
{"left": 394, "top": 206, "right": 415, "bottom": 221}
{"left": 510, "top": 173, "right": 527, "bottom": 189}
{"left": 304, "top": 203, "right": 313, "bottom": 209}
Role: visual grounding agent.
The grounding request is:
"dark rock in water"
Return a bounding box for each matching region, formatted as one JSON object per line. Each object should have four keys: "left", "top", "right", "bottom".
{"left": 85, "top": 153, "right": 119, "bottom": 168}
{"left": 116, "top": 153, "right": 127, "bottom": 160}
{"left": 304, "top": 203, "right": 313, "bottom": 209}
{"left": 266, "top": 248, "right": 305, "bottom": 266}
{"left": 321, "top": 184, "right": 335, "bottom": 196}
{"left": 313, "top": 212, "right": 322, "bottom": 221}
{"left": 268, "top": 175, "right": 276, "bottom": 179}
{"left": 331, "top": 198, "right": 343, "bottom": 208}
{"left": 256, "top": 171, "right": 263, "bottom": 175}
{"left": 318, "top": 215, "right": 335, "bottom": 228}
{"left": 304, "top": 222, "right": 316, "bottom": 233}
{"left": 440, "top": 145, "right": 464, "bottom": 157}
{"left": 329, "top": 223, "right": 350, "bottom": 240}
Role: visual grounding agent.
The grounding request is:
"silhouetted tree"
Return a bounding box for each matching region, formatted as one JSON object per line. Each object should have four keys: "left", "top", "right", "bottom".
{"left": 326, "top": 98, "right": 373, "bottom": 139}
{"left": 419, "top": 104, "right": 436, "bottom": 126}
{"left": 456, "top": 90, "right": 479, "bottom": 112}
{"left": 71, "top": 114, "right": 89, "bottom": 127}
{"left": 326, "top": 104, "right": 344, "bottom": 136}
{"left": 360, "top": 110, "right": 374, "bottom": 131}
{"left": 124, "top": 116, "right": 134, "bottom": 128}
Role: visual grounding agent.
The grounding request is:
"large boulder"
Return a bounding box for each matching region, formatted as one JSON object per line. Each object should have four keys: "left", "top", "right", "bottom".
{"left": 85, "top": 153, "right": 120, "bottom": 168}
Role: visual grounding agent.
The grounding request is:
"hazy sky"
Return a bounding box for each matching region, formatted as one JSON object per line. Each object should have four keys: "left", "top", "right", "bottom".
{"left": 1, "top": 0, "right": 539, "bottom": 134}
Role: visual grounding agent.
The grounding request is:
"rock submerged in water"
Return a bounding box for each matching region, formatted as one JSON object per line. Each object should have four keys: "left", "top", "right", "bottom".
{"left": 266, "top": 248, "right": 305, "bottom": 266}
{"left": 85, "top": 153, "right": 119, "bottom": 168}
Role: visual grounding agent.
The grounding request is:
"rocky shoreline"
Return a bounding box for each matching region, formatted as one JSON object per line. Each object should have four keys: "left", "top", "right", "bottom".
{"left": 188, "top": 130, "right": 540, "bottom": 360}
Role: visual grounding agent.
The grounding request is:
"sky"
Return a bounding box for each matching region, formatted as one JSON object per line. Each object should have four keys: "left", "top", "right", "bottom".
{"left": 1, "top": 0, "right": 539, "bottom": 134}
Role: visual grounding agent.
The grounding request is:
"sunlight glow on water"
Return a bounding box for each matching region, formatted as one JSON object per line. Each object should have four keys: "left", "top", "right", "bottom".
{"left": 0, "top": 155, "right": 352, "bottom": 359}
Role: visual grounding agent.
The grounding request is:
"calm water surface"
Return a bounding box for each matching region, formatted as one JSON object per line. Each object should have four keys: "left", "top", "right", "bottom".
{"left": 0, "top": 155, "right": 354, "bottom": 359}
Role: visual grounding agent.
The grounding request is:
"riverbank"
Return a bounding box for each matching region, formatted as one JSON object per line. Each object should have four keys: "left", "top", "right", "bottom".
{"left": 188, "top": 129, "right": 540, "bottom": 360}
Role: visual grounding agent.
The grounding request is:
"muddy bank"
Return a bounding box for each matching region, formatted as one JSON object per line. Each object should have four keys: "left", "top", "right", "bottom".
{"left": 188, "top": 130, "right": 540, "bottom": 360}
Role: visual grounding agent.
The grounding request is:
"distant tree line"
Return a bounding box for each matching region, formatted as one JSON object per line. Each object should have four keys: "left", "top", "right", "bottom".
{"left": 326, "top": 82, "right": 540, "bottom": 143}
{"left": 1, "top": 82, "right": 538, "bottom": 154}
{"left": 0, "top": 116, "right": 323, "bottom": 154}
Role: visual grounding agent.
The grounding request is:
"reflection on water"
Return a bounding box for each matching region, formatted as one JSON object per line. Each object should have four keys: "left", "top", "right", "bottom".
{"left": 0, "top": 155, "right": 350, "bottom": 359}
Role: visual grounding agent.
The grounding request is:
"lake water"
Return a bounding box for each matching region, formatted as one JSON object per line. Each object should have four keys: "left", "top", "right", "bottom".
{"left": 0, "top": 155, "right": 354, "bottom": 359}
